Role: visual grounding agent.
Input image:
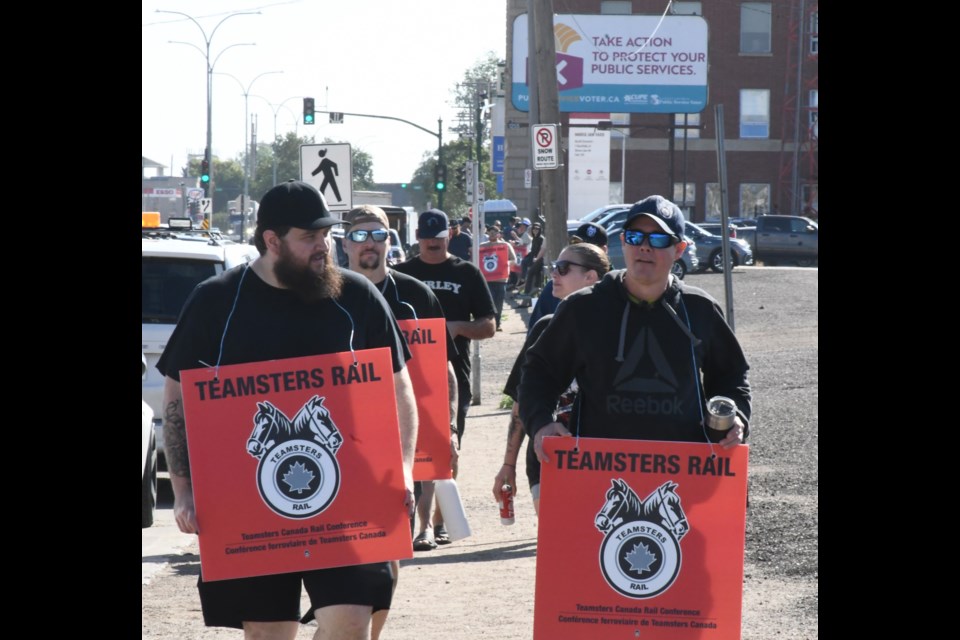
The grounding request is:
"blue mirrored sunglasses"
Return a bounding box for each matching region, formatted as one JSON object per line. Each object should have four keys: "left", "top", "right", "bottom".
{"left": 347, "top": 229, "right": 390, "bottom": 243}
{"left": 623, "top": 229, "right": 677, "bottom": 248}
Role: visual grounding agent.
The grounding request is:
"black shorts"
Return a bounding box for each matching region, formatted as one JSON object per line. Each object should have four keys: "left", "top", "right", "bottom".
{"left": 198, "top": 562, "right": 394, "bottom": 629}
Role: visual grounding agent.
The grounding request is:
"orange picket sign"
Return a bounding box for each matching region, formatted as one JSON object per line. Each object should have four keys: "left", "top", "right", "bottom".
{"left": 180, "top": 348, "right": 412, "bottom": 582}
{"left": 511, "top": 244, "right": 528, "bottom": 274}
{"left": 534, "top": 438, "right": 749, "bottom": 639}
{"left": 397, "top": 318, "right": 453, "bottom": 480}
{"left": 479, "top": 243, "right": 511, "bottom": 281}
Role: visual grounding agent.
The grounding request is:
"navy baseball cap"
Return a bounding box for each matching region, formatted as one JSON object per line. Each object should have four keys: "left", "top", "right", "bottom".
{"left": 571, "top": 222, "right": 608, "bottom": 247}
{"left": 257, "top": 180, "right": 344, "bottom": 230}
{"left": 624, "top": 196, "right": 685, "bottom": 238}
{"left": 418, "top": 209, "right": 450, "bottom": 239}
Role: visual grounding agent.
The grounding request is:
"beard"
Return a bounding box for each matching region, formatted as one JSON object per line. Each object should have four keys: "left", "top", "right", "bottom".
{"left": 356, "top": 250, "right": 382, "bottom": 271}
{"left": 274, "top": 240, "right": 343, "bottom": 302}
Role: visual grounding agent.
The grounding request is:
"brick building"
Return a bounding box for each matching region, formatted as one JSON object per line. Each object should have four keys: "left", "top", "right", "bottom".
{"left": 502, "top": 0, "right": 818, "bottom": 222}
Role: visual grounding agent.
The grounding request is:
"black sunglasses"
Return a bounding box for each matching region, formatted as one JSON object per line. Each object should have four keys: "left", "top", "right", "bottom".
{"left": 347, "top": 229, "right": 390, "bottom": 243}
{"left": 623, "top": 230, "right": 677, "bottom": 248}
{"left": 551, "top": 259, "right": 589, "bottom": 276}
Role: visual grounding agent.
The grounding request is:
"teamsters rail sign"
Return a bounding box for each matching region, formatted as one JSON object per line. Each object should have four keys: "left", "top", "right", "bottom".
{"left": 534, "top": 438, "right": 748, "bottom": 639}
{"left": 180, "top": 349, "right": 412, "bottom": 582}
{"left": 512, "top": 14, "right": 708, "bottom": 113}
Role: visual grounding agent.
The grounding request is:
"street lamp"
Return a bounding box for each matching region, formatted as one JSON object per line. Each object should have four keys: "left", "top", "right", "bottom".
{"left": 250, "top": 95, "right": 304, "bottom": 186}
{"left": 156, "top": 9, "right": 259, "bottom": 201}
{"left": 217, "top": 70, "right": 283, "bottom": 234}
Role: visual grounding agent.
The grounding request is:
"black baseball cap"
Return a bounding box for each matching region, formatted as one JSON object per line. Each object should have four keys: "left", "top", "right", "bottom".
{"left": 257, "top": 180, "right": 345, "bottom": 229}
{"left": 571, "top": 222, "right": 608, "bottom": 247}
{"left": 624, "top": 195, "right": 685, "bottom": 238}
{"left": 418, "top": 209, "right": 450, "bottom": 238}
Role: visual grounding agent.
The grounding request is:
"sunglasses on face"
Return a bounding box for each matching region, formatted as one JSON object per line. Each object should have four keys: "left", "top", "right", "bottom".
{"left": 623, "top": 229, "right": 677, "bottom": 248}
{"left": 347, "top": 229, "right": 390, "bottom": 243}
{"left": 551, "top": 259, "right": 589, "bottom": 276}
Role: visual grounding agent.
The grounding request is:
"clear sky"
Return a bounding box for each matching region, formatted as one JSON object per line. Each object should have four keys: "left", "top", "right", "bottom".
{"left": 142, "top": 0, "right": 508, "bottom": 185}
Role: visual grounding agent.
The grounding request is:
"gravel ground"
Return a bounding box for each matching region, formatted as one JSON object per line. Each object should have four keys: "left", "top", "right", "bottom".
{"left": 142, "top": 266, "right": 818, "bottom": 639}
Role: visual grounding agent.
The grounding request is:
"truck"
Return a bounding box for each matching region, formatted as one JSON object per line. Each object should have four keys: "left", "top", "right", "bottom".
{"left": 737, "top": 215, "right": 818, "bottom": 266}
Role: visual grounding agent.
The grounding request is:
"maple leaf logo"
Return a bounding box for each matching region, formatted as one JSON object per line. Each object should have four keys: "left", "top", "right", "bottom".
{"left": 282, "top": 462, "right": 315, "bottom": 494}
{"left": 625, "top": 543, "right": 657, "bottom": 575}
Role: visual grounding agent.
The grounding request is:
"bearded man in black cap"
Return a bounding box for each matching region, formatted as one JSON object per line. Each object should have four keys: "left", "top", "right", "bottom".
{"left": 157, "top": 180, "right": 417, "bottom": 639}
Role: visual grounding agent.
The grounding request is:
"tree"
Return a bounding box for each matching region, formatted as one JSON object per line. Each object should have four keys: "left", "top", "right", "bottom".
{"left": 246, "top": 133, "right": 378, "bottom": 198}
{"left": 409, "top": 52, "right": 504, "bottom": 216}
{"left": 186, "top": 156, "right": 243, "bottom": 213}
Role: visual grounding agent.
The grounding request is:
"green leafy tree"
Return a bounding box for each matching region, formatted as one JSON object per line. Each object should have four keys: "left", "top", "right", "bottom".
{"left": 247, "top": 133, "right": 378, "bottom": 197}
{"left": 411, "top": 52, "right": 503, "bottom": 216}
{"left": 187, "top": 157, "right": 243, "bottom": 213}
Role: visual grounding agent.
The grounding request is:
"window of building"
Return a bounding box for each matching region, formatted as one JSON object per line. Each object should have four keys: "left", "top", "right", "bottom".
{"left": 674, "top": 113, "right": 701, "bottom": 139}
{"left": 673, "top": 183, "right": 696, "bottom": 209}
{"left": 810, "top": 11, "right": 818, "bottom": 55}
{"left": 671, "top": 2, "right": 702, "bottom": 15}
{"left": 600, "top": 1, "right": 632, "bottom": 14}
{"left": 740, "top": 89, "right": 770, "bottom": 138}
{"left": 809, "top": 90, "right": 818, "bottom": 140}
{"left": 740, "top": 3, "right": 772, "bottom": 54}
{"left": 706, "top": 183, "right": 721, "bottom": 218}
{"left": 739, "top": 184, "right": 770, "bottom": 217}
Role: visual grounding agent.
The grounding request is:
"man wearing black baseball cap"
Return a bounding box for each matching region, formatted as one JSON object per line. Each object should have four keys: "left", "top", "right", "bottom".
{"left": 395, "top": 209, "right": 495, "bottom": 546}
{"left": 395, "top": 212, "right": 495, "bottom": 443}
{"left": 519, "top": 194, "right": 751, "bottom": 459}
{"left": 157, "top": 180, "right": 418, "bottom": 636}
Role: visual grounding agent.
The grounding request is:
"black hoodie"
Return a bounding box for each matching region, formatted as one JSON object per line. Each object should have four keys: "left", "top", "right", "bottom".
{"left": 518, "top": 270, "right": 751, "bottom": 444}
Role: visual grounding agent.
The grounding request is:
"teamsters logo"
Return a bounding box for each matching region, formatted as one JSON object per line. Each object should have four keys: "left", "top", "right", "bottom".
{"left": 595, "top": 479, "right": 689, "bottom": 598}
{"left": 482, "top": 253, "right": 499, "bottom": 273}
{"left": 246, "top": 395, "right": 344, "bottom": 519}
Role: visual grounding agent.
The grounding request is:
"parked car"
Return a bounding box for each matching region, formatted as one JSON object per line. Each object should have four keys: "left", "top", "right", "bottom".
{"left": 698, "top": 222, "right": 739, "bottom": 239}
{"left": 142, "top": 217, "right": 259, "bottom": 464}
{"left": 386, "top": 229, "right": 406, "bottom": 266}
{"left": 683, "top": 222, "right": 755, "bottom": 273}
{"left": 735, "top": 215, "right": 818, "bottom": 266}
{"left": 142, "top": 354, "right": 157, "bottom": 528}
{"left": 567, "top": 203, "right": 628, "bottom": 227}
{"left": 604, "top": 221, "right": 698, "bottom": 279}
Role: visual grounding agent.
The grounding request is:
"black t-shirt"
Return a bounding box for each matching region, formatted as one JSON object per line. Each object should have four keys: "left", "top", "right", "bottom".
{"left": 393, "top": 255, "right": 495, "bottom": 378}
{"left": 157, "top": 265, "right": 409, "bottom": 381}
{"left": 448, "top": 233, "right": 472, "bottom": 262}
{"left": 376, "top": 269, "right": 458, "bottom": 363}
{"left": 529, "top": 235, "right": 544, "bottom": 263}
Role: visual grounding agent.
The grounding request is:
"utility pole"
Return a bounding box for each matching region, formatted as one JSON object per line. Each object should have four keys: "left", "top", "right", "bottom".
{"left": 532, "top": 0, "right": 565, "bottom": 265}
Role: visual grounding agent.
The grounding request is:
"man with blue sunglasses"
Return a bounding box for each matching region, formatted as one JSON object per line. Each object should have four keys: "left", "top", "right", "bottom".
{"left": 519, "top": 195, "right": 751, "bottom": 459}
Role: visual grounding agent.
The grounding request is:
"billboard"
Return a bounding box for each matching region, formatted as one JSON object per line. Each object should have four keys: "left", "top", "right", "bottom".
{"left": 512, "top": 14, "right": 708, "bottom": 113}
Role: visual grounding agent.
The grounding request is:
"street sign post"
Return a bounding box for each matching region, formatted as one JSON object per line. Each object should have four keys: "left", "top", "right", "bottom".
{"left": 532, "top": 124, "right": 559, "bottom": 170}
{"left": 199, "top": 198, "right": 212, "bottom": 215}
{"left": 300, "top": 143, "right": 353, "bottom": 212}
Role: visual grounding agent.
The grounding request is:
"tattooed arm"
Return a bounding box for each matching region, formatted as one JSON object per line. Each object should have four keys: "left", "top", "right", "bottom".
{"left": 492, "top": 402, "right": 525, "bottom": 502}
{"left": 163, "top": 376, "right": 198, "bottom": 534}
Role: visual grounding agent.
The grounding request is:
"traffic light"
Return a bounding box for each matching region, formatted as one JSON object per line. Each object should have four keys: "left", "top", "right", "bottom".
{"left": 455, "top": 165, "right": 466, "bottom": 190}
{"left": 434, "top": 164, "right": 446, "bottom": 191}
{"left": 303, "top": 97, "right": 315, "bottom": 125}
{"left": 200, "top": 159, "right": 210, "bottom": 184}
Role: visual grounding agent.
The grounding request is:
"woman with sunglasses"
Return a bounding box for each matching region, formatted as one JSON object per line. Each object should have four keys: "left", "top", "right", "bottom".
{"left": 494, "top": 242, "right": 611, "bottom": 516}
{"left": 518, "top": 195, "right": 752, "bottom": 465}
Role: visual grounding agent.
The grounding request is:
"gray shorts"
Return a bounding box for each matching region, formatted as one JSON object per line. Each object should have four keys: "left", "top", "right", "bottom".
{"left": 198, "top": 562, "right": 394, "bottom": 629}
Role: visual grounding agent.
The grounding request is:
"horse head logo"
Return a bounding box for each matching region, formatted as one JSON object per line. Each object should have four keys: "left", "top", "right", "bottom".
{"left": 648, "top": 481, "right": 689, "bottom": 541}
{"left": 247, "top": 401, "right": 292, "bottom": 458}
{"left": 596, "top": 478, "right": 644, "bottom": 533}
{"left": 595, "top": 478, "right": 690, "bottom": 599}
